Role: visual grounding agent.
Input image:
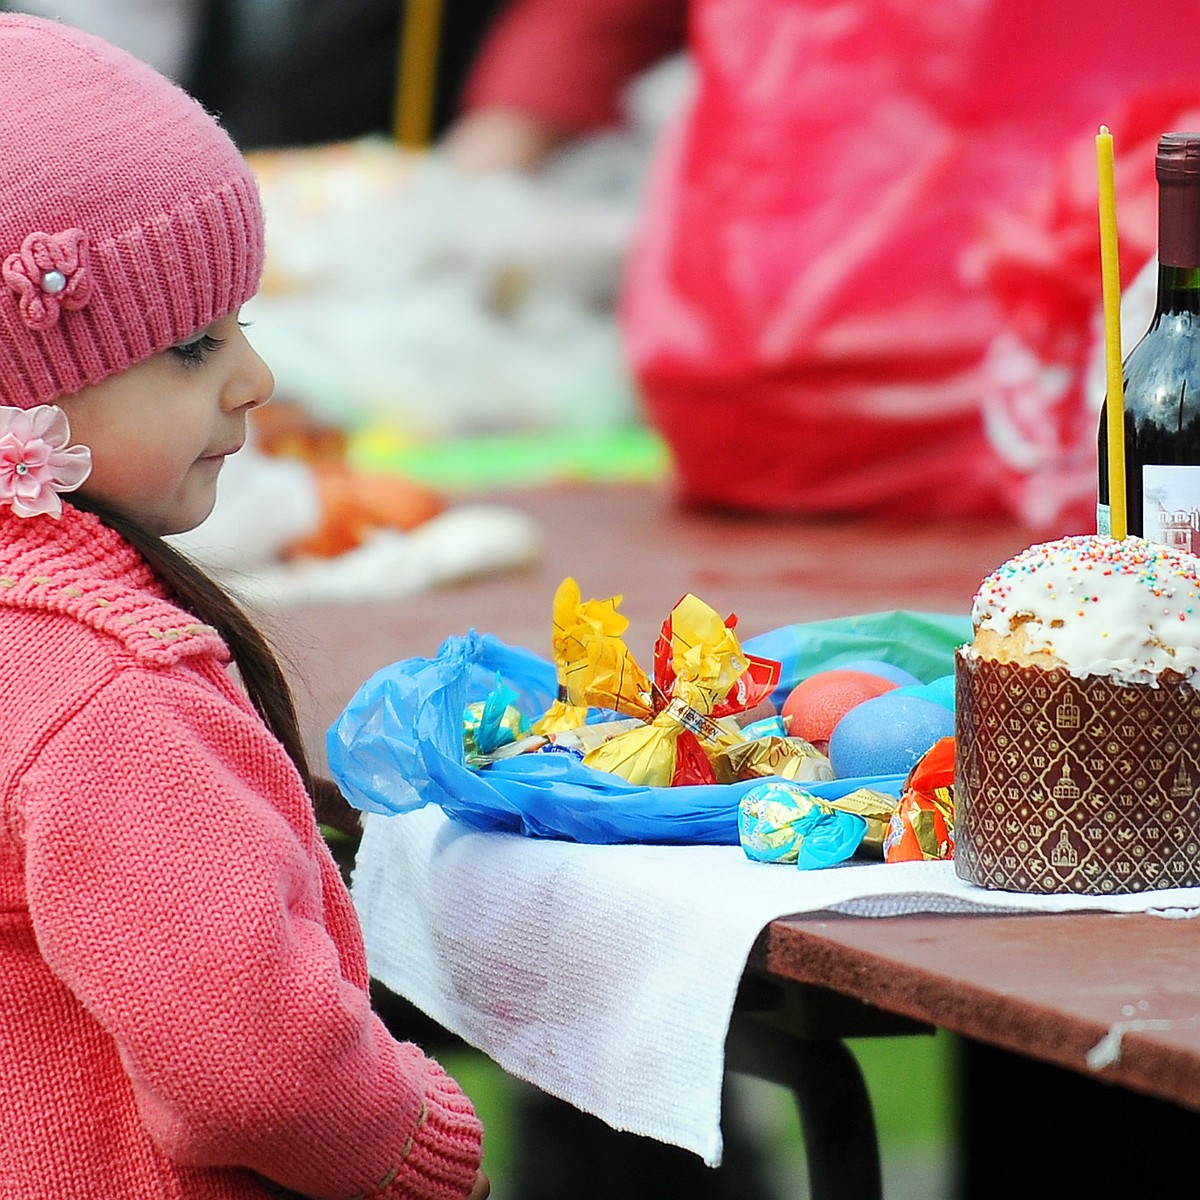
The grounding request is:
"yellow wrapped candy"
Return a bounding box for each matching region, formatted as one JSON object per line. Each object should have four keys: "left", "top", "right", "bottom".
{"left": 531, "top": 577, "right": 654, "bottom": 734}
{"left": 713, "top": 734, "right": 834, "bottom": 785}
{"left": 583, "top": 594, "right": 754, "bottom": 788}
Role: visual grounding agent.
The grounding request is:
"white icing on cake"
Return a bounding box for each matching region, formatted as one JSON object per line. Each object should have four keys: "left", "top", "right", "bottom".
{"left": 966, "top": 534, "right": 1200, "bottom": 686}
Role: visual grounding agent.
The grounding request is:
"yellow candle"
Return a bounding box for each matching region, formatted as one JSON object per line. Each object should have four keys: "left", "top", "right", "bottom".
{"left": 1096, "top": 125, "right": 1127, "bottom": 539}
{"left": 394, "top": 0, "right": 443, "bottom": 148}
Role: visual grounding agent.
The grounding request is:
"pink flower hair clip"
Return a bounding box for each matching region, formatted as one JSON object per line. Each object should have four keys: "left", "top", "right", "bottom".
{"left": 0, "top": 405, "right": 92, "bottom": 519}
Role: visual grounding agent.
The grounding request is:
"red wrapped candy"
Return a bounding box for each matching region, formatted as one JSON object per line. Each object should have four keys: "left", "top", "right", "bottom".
{"left": 883, "top": 736, "right": 955, "bottom": 862}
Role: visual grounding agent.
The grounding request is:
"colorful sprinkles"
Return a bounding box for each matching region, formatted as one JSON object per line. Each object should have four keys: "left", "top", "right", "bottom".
{"left": 971, "top": 535, "right": 1200, "bottom": 685}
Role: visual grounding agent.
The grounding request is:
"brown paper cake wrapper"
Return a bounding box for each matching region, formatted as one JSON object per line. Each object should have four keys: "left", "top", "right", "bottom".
{"left": 955, "top": 649, "right": 1200, "bottom": 894}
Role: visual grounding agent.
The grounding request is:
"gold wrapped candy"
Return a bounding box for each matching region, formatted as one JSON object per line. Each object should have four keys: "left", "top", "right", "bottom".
{"left": 883, "top": 736, "right": 955, "bottom": 862}
{"left": 531, "top": 577, "right": 653, "bottom": 735}
{"left": 583, "top": 593, "right": 779, "bottom": 787}
{"left": 835, "top": 787, "right": 902, "bottom": 855}
{"left": 713, "top": 734, "right": 834, "bottom": 785}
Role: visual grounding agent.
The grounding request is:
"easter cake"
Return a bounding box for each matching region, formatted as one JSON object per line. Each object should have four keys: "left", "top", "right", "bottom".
{"left": 955, "top": 534, "right": 1200, "bottom": 893}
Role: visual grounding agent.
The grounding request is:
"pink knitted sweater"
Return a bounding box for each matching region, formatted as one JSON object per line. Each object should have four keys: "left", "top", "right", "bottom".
{"left": 0, "top": 506, "right": 483, "bottom": 1199}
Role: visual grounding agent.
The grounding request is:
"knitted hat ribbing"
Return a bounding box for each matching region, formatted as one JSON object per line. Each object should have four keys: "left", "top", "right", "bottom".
{"left": 0, "top": 15, "right": 264, "bottom": 408}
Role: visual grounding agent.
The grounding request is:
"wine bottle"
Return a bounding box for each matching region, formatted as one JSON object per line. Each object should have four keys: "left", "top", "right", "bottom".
{"left": 1098, "top": 132, "right": 1200, "bottom": 549}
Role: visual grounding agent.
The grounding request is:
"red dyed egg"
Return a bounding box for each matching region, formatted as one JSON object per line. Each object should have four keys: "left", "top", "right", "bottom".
{"left": 781, "top": 669, "right": 898, "bottom": 752}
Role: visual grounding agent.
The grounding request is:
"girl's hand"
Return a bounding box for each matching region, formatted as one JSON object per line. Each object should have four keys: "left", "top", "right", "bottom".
{"left": 467, "top": 1168, "right": 491, "bottom": 1199}
{"left": 309, "top": 776, "right": 362, "bottom": 839}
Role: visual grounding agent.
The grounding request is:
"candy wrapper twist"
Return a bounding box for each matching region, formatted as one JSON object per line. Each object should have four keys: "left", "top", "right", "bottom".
{"left": 883, "top": 736, "right": 956, "bottom": 862}
{"left": 739, "top": 780, "right": 898, "bottom": 869}
{"left": 530, "top": 576, "right": 651, "bottom": 735}
{"left": 578, "top": 592, "right": 780, "bottom": 787}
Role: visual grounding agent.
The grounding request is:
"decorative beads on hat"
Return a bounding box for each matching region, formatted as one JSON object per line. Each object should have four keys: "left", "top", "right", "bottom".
{"left": 2, "top": 229, "right": 91, "bottom": 332}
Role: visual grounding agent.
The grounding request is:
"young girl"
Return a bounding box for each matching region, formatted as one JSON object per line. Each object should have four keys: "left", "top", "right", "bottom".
{"left": 0, "top": 15, "right": 488, "bottom": 1200}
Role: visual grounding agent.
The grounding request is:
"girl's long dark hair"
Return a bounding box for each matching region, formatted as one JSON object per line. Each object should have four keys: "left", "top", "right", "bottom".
{"left": 69, "top": 493, "right": 317, "bottom": 798}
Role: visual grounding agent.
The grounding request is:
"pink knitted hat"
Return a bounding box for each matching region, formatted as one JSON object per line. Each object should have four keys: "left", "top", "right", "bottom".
{"left": 0, "top": 14, "right": 265, "bottom": 408}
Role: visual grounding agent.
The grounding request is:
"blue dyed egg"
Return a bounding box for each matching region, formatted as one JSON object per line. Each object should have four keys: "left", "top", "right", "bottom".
{"left": 894, "top": 673, "right": 956, "bottom": 711}
{"left": 838, "top": 659, "right": 921, "bottom": 687}
{"left": 828, "top": 693, "right": 955, "bottom": 779}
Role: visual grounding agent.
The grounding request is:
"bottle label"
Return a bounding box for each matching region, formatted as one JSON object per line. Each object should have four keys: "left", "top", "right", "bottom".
{"left": 1097, "top": 503, "right": 1111, "bottom": 537}
{"left": 1142, "top": 465, "right": 1200, "bottom": 552}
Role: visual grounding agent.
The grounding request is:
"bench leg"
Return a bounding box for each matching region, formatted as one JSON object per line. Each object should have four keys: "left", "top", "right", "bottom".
{"left": 782, "top": 1038, "right": 883, "bottom": 1200}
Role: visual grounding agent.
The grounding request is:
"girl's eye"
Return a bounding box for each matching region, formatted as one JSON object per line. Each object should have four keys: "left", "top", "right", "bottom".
{"left": 171, "top": 332, "right": 226, "bottom": 368}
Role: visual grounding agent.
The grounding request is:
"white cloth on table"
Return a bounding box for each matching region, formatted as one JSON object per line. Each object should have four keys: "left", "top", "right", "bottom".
{"left": 351, "top": 805, "right": 1200, "bottom": 1166}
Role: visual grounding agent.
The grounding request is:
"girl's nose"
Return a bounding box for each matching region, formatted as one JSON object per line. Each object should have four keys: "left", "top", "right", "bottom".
{"left": 222, "top": 334, "right": 275, "bottom": 412}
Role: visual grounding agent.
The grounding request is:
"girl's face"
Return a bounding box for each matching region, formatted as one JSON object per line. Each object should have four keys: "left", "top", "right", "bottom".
{"left": 55, "top": 311, "right": 274, "bottom": 537}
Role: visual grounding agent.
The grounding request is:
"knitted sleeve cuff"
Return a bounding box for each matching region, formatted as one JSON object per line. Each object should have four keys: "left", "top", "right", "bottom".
{"left": 374, "top": 1051, "right": 484, "bottom": 1200}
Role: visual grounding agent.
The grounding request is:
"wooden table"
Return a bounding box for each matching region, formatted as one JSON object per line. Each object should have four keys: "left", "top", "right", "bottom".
{"left": 751, "top": 910, "right": 1200, "bottom": 1111}
{"left": 742, "top": 911, "right": 1200, "bottom": 1196}
{"left": 268, "top": 482, "right": 1200, "bottom": 1198}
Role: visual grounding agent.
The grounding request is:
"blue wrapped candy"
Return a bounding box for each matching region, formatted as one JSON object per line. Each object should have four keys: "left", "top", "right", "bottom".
{"left": 738, "top": 779, "right": 897, "bottom": 870}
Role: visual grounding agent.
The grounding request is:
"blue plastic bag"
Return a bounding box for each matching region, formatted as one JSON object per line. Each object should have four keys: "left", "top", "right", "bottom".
{"left": 326, "top": 611, "right": 970, "bottom": 845}
{"left": 743, "top": 610, "right": 971, "bottom": 709}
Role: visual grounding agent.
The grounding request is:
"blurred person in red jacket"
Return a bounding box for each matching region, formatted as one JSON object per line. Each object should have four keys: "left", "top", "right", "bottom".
{"left": 450, "top": 0, "right": 1200, "bottom": 535}
{"left": 444, "top": 0, "right": 686, "bottom": 172}
{"left": 619, "top": 0, "right": 1200, "bottom": 530}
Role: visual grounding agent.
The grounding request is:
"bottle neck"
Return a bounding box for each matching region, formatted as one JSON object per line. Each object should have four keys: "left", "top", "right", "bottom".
{"left": 1158, "top": 170, "right": 1200, "bottom": 271}
{"left": 1155, "top": 264, "right": 1200, "bottom": 315}
{"left": 1156, "top": 171, "right": 1200, "bottom": 313}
